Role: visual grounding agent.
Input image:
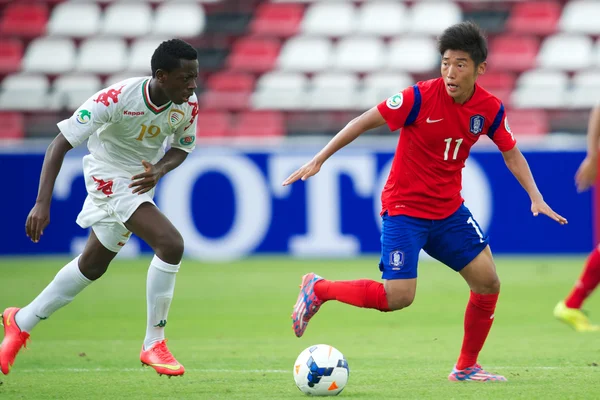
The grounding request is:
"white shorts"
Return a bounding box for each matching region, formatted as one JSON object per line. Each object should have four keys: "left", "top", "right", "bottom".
{"left": 76, "top": 155, "right": 156, "bottom": 253}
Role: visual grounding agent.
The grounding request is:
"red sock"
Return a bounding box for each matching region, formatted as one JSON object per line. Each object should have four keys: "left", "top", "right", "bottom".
{"left": 456, "top": 291, "right": 498, "bottom": 370}
{"left": 565, "top": 247, "right": 600, "bottom": 309}
{"left": 314, "top": 279, "right": 390, "bottom": 312}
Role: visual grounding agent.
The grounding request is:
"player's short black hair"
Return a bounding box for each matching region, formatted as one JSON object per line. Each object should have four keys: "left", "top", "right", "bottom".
{"left": 151, "top": 39, "right": 198, "bottom": 77}
{"left": 437, "top": 21, "right": 488, "bottom": 66}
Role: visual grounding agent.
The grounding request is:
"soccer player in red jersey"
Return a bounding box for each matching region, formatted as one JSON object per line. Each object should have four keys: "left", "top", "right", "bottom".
{"left": 554, "top": 104, "right": 600, "bottom": 332}
{"left": 284, "top": 22, "right": 567, "bottom": 381}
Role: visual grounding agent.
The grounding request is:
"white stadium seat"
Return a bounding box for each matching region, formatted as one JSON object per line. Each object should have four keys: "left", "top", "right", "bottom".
{"left": 128, "top": 38, "right": 169, "bottom": 73}
{"left": 153, "top": 3, "right": 205, "bottom": 37}
{"left": 307, "top": 72, "right": 359, "bottom": 110}
{"left": 0, "top": 74, "right": 49, "bottom": 111}
{"left": 278, "top": 36, "right": 332, "bottom": 72}
{"left": 569, "top": 70, "right": 600, "bottom": 108}
{"left": 101, "top": 3, "right": 153, "bottom": 38}
{"left": 47, "top": 2, "right": 101, "bottom": 37}
{"left": 410, "top": 1, "right": 462, "bottom": 35}
{"left": 251, "top": 71, "right": 308, "bottom": 110}
{"left": 334, "top": 37, "right": 386, "bottom": 73}
{"left": 537, "top": 34, "right": 593, "bottom": 71}
{"left": 387, "top": 37, "right": 439, "bottom": 73}
{"left": 50, "top": 74, "right": 102, "bottom": 111}
{"left": 359, "top": 72, "right": 414, "bottom": 109}
{"left": 22, "top": 38, "right": 76, "bottom": 74}
{"left": 105, "top": 72, "right": 148, "bottom": 88}
{"left": 357, "top": 2, "right": 407, "bottom": 36}
{"left": 301, "top": 2, "right": 356, "bottom": 37}
{"left": 560, "top": 0, "right": 600, "bottom": 35}
{"left": 77, "top": 38, "right": 128, "bottom": 74}
{"left": 511, "top": 69, "right": 569, "bottom": 108}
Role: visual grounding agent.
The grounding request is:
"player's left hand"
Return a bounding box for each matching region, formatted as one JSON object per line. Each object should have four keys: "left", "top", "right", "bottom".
{"left": 129, "top": 160, "right": 163, "bottom": 195}
{"left": 531, "top": 199, "right": 568, "bottom": 225}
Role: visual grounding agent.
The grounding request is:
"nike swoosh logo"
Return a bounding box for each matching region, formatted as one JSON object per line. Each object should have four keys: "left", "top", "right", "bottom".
{"left": 150, "top": 363, "right": 182, "bottom": 371}
{"left": 426, "top": 117, "right": 443, "bottom": 123}
{"left": 5, "top": 310, "right": 14, "bottom": 327}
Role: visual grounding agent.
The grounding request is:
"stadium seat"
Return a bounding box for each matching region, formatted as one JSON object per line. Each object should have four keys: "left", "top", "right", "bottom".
{"left": 569, "top": 70, "right": 600, "bottom": 108}
{"left": 476, "top": 71, "right": 516, "bottom": 103}
{"left": 77, "top": 38, "right": 127, "bottom": 74}
{"left": 196, "top": 111, "right": 232, "bottom": 138}
{"left": 200, "top": 71, "right": 253, "bottom": 111}
{"left": 334, "top": 37, "right": 385, "bottom": 73}
{"left": 488, "top": 36, "right": 539, "bottom": 72}
{"left": 128, "top": 38, "right": 168, "bottom": 73}
{"left": 505, "top": 109, "right": 549, "bottom": 136}
{"left": 538, "top": 34, "right": 593, "bottom": 71}
{"left": 22, "top": 38, "right": 76, "bottom": 74}
{"left": 0, "top": 39, "right": 23, "bottom": 74}
{"left": 153, "top": 3, "right": 205, "bottom": 37}
{"left": 301, "top": 2, "right": 356, "bottom": 37}
{"left": 206, "top": 71, "right": 255, "bottom": 92}
{"left": 230, "top": 111, "right": 285, "bottom": 137}
{"left": 250, "top": 3, "right": 303, "bottom": 37}
{"left": 358, "top": 72, "right": 413, "bottom": 110}
{"left": 46, "top": 2, "right": 100, "bottom": 37}
{"left": 511, "top": 69, "right": 569, "bottom": 109}
{"left": 0, "top": 74, "right": 49, "bottom": 111}
{"left": 560, "top": 0, "right": 600, "bottom": 34}
{"left": 356, "top": 1, "right": 407, "bottom": 36}
{"left": 278, "top": 36, "right": 332, "bottom": 72}
{"left": 251, "top": 71, "right": 308, "bottom": 110}
{"left": 105, "top": 72, "right": 146, "bottom": 87}
{"left": 226, "top": 37, "right": 281, "bottom": 73}
{"left": 50, "top": 74, "right": 102, "bottom": 111}
{"left": 307, "top": 72, "right": 359, "bottom": 110}
{"left": 101, "top": 3, "right": 153, "bottom": 38}
{"left": 410, "top": 1, "right": 462, "bottom": 35}
{"left": 387, "top": 37, "right": 439, "bottom": 73}
{"left": 506, "top": 1, "right": 560, "bottom": 35}
{"left": 0, "top": 112, "right": 24, "bottom": 140}
{"left": 0, "top": 3, "right": 48, "bottom": 38}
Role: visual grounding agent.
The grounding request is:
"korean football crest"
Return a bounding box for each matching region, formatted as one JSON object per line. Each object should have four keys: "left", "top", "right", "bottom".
{"left": 389, "top": 250, "right": 404, "bottom": 270}
{"left": 469, "top": 115, "right": 485, "bottom": 135}
{"left": 168, "top": 109, "right": 185, "bottom": 129}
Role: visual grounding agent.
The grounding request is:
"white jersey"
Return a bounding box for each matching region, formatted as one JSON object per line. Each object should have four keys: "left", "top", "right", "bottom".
{"left": 58, "top": 77, "right": 198, "bottom": 174}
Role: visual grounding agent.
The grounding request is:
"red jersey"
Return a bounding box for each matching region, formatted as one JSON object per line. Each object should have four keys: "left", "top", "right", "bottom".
{"left": 376, "top": 77, "right": 516, "bottom": 220}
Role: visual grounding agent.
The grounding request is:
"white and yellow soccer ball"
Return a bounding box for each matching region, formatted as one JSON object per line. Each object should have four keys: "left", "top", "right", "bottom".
{"left": 293, "top": 344, "right": 349, "bottom": 396}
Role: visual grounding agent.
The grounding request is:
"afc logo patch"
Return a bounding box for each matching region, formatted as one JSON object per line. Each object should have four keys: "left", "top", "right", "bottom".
{"left": 389, "top": 250, "right": 404, "bottom": 270}
{"left": 469, "top": 115, "right": 485, "bottom": 135}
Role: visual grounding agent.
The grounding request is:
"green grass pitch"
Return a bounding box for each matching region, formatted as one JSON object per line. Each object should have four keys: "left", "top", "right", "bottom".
{"left": 0, "top": 256, "right": 599, "bottom": 399}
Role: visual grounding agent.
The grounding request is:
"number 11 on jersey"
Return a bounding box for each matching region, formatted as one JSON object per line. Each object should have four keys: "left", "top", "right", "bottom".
{"left": 443, "top": 138, "right": 463, "bottom": 161}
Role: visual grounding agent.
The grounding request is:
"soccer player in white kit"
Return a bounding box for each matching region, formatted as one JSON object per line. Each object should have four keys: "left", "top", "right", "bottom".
{"left": 0, "top": 39, "right": 199, "bottom": 377}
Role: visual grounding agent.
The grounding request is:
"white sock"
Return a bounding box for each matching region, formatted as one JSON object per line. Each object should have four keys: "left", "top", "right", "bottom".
{"left": 15, "top": 256, "right": 92, "bottom": 333}
{"left": 144, "top": 255, "right": 180, "bottom": 350}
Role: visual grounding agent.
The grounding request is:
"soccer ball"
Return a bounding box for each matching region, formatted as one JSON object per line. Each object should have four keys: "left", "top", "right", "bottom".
{"left": 293, "top": 344, "right": 349, "bottom": 396}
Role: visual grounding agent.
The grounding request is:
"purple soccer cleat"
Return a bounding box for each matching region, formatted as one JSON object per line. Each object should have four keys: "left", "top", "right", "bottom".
{"left": 291, "top": 273, "right": 324, "bottom": 338}
{"left": 448, "top": 363, "right": 507, "bottom": 382}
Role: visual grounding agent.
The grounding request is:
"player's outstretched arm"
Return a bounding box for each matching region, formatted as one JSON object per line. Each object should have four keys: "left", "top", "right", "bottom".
{"left": 282, "top": 106, "right": 386, "bottom": 186}
{"left": 502, "top": 146, "right": 568, "bottom": 225}
{"left": 575, "top": 105, "right": 600, "bottom": 192}
{"left": 25, "top": 133, "right": 74, "bottom": 243}
{"left": 129, "top": 148, "right": 188, "bottom": 195}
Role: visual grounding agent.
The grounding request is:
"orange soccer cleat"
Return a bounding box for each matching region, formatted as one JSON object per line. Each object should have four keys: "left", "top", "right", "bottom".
{"left": 140, "top": 339, "right": 185, "bottom": 377}
{"left": 0, "top": 307, "right": 30, "bottom": 375}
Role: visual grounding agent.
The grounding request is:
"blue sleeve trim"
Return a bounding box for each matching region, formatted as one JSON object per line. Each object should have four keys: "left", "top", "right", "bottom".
{"left": 487, "top": 103, "right": 505, "bottom": 139}
{"left": 405, "top": 85, "right": 422, "bottom": 126}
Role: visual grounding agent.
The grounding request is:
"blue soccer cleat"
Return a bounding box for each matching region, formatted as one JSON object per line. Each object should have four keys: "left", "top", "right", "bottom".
{"left": 292, "top": 273, "right": 324, "bottom": 338}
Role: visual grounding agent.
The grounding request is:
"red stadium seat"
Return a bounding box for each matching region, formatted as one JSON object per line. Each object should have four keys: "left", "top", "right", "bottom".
{"left": 488, "top": 36, "right": 539, "bottom": 72}
{"left": 205, "top": 71, "right": 255, "bottom": 92}
{"left": 0, "top": 3, "right": 48, "bottom": 38}
{"left": 227, "top": 37, "right": 281, "bottom": 73}
{"left": 0, "top": 39, "right": 23, "bottom": 74}
{"left": 0, "top": 112, "right": 25, "bottom": 140}
{"left": 200, "top": 90, "right": 251, "bottom": 111}
{"left": 250, "top": 3, "right": 304, "bottom": 37}
{"left": 476, "top": 71, "right": 516, "bottom": 103}
{"left": 231, "top": 111, "right": 285, "bottom": 137}
{"left": 505, "top": 109, "right": 549, "bottom": 136}
{"left": 506, "top": 2, "right": 560, "bottom": 35}
{"left": 196, "top": 111, "right": 232, "bottom": 138}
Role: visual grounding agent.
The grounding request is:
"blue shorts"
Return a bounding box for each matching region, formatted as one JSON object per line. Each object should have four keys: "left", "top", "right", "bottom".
{"left": 379, "top": 204, "right": 489, "bottom": 280}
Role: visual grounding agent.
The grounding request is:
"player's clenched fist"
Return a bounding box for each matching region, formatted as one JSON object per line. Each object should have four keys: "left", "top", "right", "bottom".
{"left": 282, "top": 158, "right": 322, "bottom": 186}
{"left": 129, "top": 160, "right": 163, "bottom": 195}
{"left": 25, "top": 202, "right": 50, "bottom": 243}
